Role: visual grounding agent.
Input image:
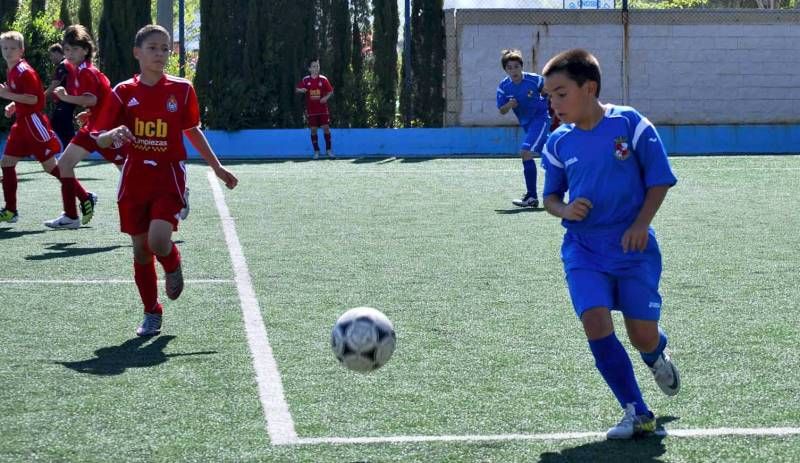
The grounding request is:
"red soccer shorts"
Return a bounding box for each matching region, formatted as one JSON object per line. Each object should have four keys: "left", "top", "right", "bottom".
{"left": 71, "top": 128, "right": 126, "bottom": 165}
{"left": 117, "top": 159, "right": 186, "bottom": 235}
{"left": 3, "top": 114, "right": 61, "bottom": 162}
{"left": 307, "top": 113, "right": 330, "bottom": 127}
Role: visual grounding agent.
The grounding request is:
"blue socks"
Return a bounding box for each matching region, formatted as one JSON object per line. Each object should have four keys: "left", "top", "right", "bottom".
{"left": 640, "top": 328, "right": 668, "bottom": 367}
{"left": 589, "top": 332, "right": 649, "bottom": 416}
{"left": 522, "top": 159, "right": 537, "bottom": 198}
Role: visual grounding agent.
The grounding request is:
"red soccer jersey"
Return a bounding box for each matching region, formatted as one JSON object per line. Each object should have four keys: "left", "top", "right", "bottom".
{"left": 69, "top": 60, "right": 111, "bottom": 130}
{"left": 93, "top": 74, "right": 200, "bottom": 162}
{"left": 6, "top": 59, "right": 46, "bottom": 117}
{"left": 296, "top": 75, "right": 333, "bottom": 116}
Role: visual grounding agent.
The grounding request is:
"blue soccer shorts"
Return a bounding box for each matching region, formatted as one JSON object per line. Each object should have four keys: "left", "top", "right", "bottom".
{"left": 520, "top": 117, "right": 550, "bottom": 153}
{"left": 562, "top": 229, "right": 663, "bottom": 321}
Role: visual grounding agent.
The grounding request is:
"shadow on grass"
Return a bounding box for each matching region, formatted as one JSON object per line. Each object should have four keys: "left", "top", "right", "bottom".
{"left": 0, "top": 227, "right": 47, "bottom": 239}
{"left": 538, "top": 416, "right": 679, "bottom": 463}
{"left": 55, "top": 335, "right": 217, "bottom": 375}
{"left": 494, "top": 207, "right": 545, "bottom": 214}
{"left": 26, "top": 242, "right": 127, "bottom": 260}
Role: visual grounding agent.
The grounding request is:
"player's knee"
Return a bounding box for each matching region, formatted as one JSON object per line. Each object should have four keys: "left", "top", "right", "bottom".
{"left": 520, "top": 150, "right": 534, "bottom": 160}
{"left": 628, "top": 328, "right": 659, "bottom": 352}
{"left": 580, "top": 307, "right": 613, "bottom": 340}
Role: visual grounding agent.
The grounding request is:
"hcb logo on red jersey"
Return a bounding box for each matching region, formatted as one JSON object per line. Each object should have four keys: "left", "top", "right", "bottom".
{"left": 133, "top": 118, "right": 169, "bottom": 152}
{"left": 134, "top": 118, "right": 168, "bottom": 137}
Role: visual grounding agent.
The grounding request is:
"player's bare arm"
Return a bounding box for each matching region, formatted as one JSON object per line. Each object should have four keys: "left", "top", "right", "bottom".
{"left": 320, "top": 91, "right": 333, "bottom": 104}
{"left": 295, "top": 87, "right": 308, "bottom": 94}
{"left": 544, "top": 194, "right": 593, "bottom": 221}
{"left": 621, "top": 185, "right": 670, "bottom": 253}
{"left": 0, "top": 83, "right": 37, "bottom": 105}
{"left": 53, "top": 86, "right": 97, "bottom": 107}
{"left": 4, "top": 101, "right": 14, "bottom": 117}
{"left": 183, "top": 126, "right": 238, "bottom": 190}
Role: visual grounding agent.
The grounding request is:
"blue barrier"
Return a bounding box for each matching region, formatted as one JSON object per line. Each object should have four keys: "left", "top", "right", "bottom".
{"left": 1, "top": 125, "right": 798, "bottom": 159}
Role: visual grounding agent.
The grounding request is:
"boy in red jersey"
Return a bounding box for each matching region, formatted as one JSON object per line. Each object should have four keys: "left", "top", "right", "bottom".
{"left": 295, "top": 59, "right": 334, "bottom": 159}
{"left": 44, "top": 25, "right": 116, "bottom": 229}
{"left": 93, "top": 25, "right": 238, "bottom": 336}
{"left": 0, "top": 31, "right": 64, "bottom": 224}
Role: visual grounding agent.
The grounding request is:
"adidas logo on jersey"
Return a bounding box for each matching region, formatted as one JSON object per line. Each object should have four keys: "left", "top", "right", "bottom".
{"left": 127, "top": 97, "right": 140, "bottom": 107}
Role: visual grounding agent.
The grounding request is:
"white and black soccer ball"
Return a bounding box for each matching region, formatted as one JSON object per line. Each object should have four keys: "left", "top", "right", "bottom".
{"left": 331, "top": 307, "right": 396, "bottom": 373}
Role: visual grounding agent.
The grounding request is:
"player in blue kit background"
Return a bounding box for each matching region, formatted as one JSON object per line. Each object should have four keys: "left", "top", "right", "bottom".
{"left": 540, "top": 49, "right": 681, "bottom": 440}
{"left": 496, "top": 49, "right": 551, "bottom": 208}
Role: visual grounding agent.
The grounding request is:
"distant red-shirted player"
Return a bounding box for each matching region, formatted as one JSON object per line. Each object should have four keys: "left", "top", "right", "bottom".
{"left": 295, "top": 59, "right": 334, "bottom": 159}
{"left": 0, "top": 31, "right": 64, "bottom": 224}
{"left": 44, "top": 25, "right": 120, "bottom": 229}
{"left": 93, "top": 25, "right": 238, "bottom": 337}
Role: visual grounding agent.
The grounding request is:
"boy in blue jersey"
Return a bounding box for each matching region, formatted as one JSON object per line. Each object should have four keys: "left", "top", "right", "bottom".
{"left": 540, "top": 49, "right": 681, "bottom": 440}
{"left": 496, "top": 49, "right": 551, "bottom": 208}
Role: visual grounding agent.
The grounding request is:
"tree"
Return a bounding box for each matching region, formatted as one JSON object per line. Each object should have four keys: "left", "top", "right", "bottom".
{"left": 59, "top": 0, "right": 72, "bottom": 27}
{"left": 30, "top": 0, "right": 45, "bottom": 16}
{"left": 371, "top": 0, "right": 399, "bottom": 127}
{"left": 410, "top": 0, "right": 444, "bottom": 127}
{"left": 78, "top": 0, "right": 93, "bottom": 36}
{"left": 328, "top": 0, "right": 352, "bottom": 126}
{"left": 349, "top": 0, "right": 371, "bottom": 127}
{"left": 98, "top": 0, "right": 151, "bottom": 85}
{"left": 0, "top": 0, "right": 19, "bottom": 31}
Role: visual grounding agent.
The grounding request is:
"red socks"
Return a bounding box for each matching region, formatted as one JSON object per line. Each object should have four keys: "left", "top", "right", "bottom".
{"left": 156, "top": 242, "right": 181, "bottom": 273}
{"left": 1, "top": 166, "right": 17, "bottom": 212}
{"left": 134, "top": 259, "right": 162, "bottom": 314}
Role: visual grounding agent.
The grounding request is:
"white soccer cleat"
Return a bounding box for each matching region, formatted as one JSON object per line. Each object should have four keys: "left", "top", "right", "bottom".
{"left": 649, "top": 349, "right": 681, "bottom": 396}
{"left": 512, "top": 192, "right": 539, "bottom": 208}
{"left": 44, "top": 213, "right": 80, "bottom": 230}
{"left": 136, "top": 312, "right": 162, "bottom": 337}
{"left": 606, "top": 403, "right": 656, "bottom": 440}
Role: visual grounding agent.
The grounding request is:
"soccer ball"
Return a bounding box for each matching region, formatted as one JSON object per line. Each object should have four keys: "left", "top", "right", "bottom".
{"left": 331, "top": 307, "right": 396, "bottom": 373}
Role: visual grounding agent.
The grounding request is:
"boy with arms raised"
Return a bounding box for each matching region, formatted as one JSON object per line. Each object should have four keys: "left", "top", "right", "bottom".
{"left": 496, "top": 49, "right": 551, "bottom": 208}
{"left": 541, "top": 49, "right": 681, "bottom": 439}
{"left": 94, "top": 25, "right": 238, "bottom": 336}
{"left": 0, "top": 31, "right": 64, "bottom": 224}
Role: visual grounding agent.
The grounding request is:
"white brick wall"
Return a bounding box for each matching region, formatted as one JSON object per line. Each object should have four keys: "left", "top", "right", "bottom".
{"left": 448, "top": 10, "right": 800, "bottom": 125}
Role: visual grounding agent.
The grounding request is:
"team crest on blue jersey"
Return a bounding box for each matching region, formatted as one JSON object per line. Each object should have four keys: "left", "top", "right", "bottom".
{"left": 614, "top": 136, "right": 630, "bottom": 161}
{"left": 527, "top": 89, "right": 534, "bottom": 98}
{"left": 166, "top": 95, "right": 178, "bottom": 112}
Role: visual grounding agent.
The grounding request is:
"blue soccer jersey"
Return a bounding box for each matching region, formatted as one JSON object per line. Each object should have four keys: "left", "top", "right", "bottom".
{"left": 542, "top": 105, "right": 677, "bottom": 233}
{"left": 496, "top": 72, "right": 550, "bottom": 128}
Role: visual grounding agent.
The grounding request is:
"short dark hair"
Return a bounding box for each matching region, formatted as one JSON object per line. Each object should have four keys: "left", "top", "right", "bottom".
{"left": 542, "top": 49, "right": 602, "bottom": 97}
{"left": 501, "top": 49, "right": 523, "bottom": 69}
{"left": 307, "top": 57, "right": 320, "bottom": 68}
{"left": 134, "top": 24, "right": 171, "bottom": 48}
{"left": 48, "top": 43, "right": 63, "bottom": 54}
{"left": 63, "top": 25, "right": 95, "bottom": 60}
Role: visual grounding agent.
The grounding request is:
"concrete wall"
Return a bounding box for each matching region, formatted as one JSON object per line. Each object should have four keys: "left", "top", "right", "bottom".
{"left": 446, "top": 9, "right": 800, "bottom": 126}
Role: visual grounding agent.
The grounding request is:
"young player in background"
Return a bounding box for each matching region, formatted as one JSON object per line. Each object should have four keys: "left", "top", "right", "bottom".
{"left": 94, "top": 25, "right": 237, "bottom": 337}
{"left": 43, "top": 25, "right": 113, "bottom": 229}
{"left": 0, "top": 31, "right": 64, "bottom": 224}
{"left": 496, "top": 49, "right": 551, "bottom": 208}
{"left": 296, "top": 59, "right": 334, "bottom": 159}
{"left": 44, "top": 43, "right": 76, "bottom": 149}
{"left": 541, "top": 49, "right": 681, "bottom": 440}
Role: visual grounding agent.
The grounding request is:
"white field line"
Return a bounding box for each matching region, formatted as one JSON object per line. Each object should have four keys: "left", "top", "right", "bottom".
{"left": 207, "top": 171, "right": 299, "bottom": 446}
{"left": 289, "top": 427, "right": 800, "bottom": 446}
{"left": 0, "top": 279, "right": 233, "bottom": 284}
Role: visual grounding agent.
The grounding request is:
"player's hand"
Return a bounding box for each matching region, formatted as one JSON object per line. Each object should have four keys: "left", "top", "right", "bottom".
{"left": 296, "top": 88, "right": 308, "bottom": 94}
{"left": 506, "top": 98, "right": 518, "bottom": 109}
{"left": 214, "top": 166, "right": 238, "bottom": 190}
{"left": 621, "top": 221, "right": 649, "bottom": 253}
{"left": 75, "top": 110, "right": 90, "bottom": 127}
{"left": 4, "top": 102, "right": 15, "bottom": 118}
{"left": 109, "top": 125, "right": 135, "bottom": 146}
{"left": 562, "top": 197, "right": 592, "bottom": 221}
{"left": 53, "top": 86, "right": 68, "bottom": 99}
